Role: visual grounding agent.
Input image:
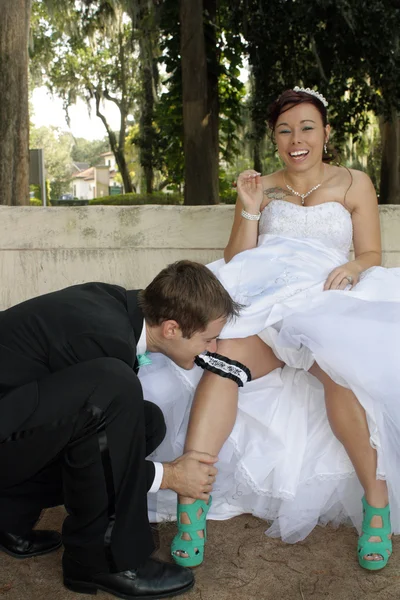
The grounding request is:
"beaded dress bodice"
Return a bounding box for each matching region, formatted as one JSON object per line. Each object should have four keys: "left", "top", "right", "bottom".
{"left": 259, "top": 200, "right": 353, "bottom": 254}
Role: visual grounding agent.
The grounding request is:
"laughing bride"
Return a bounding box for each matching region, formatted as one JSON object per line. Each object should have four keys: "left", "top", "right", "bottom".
{"left": 139, "top": 87, "right": 400, "bottom": 571}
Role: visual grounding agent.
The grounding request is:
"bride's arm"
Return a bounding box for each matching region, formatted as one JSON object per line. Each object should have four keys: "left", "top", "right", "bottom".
{"left": 350, "top": 170, "right": 382, "bottom": 270}
{"left": 324, "top": 170, "right": 382, "bottom": 290}
{"left": 224, "top": 170, "right": 264, "bottom": 263}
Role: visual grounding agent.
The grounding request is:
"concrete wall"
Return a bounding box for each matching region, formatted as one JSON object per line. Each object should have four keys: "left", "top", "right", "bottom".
{"left": 1, "top": 205, "right": 399, "bottom": 309}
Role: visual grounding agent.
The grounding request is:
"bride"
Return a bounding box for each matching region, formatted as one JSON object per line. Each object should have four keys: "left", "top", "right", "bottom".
{"left": 139, "top": 87, "right": 400, "bottom": 571}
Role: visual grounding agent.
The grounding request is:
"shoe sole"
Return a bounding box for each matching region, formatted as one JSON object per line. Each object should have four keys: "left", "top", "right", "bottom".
{"left": 63, "top": 577, "right": 195, "bottom": 599}
{"left": 0, "top": 540, "right": 62, "bottom": 559}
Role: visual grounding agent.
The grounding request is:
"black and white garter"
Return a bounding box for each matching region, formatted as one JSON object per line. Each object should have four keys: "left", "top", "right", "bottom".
{"left": 195, "top": 352, "right": 251, "bottom": 387}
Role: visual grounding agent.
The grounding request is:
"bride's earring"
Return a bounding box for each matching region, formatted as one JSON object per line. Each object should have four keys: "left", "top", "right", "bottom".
{"left": 324, "top": 141, "right": 328, "bottom": 154}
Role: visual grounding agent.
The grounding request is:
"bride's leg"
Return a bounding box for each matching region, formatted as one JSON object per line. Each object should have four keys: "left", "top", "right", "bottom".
{"left": 309, "top": 362, "right": 391, "bottom": 564}
{"left": 173, "top": 335, "right": 283, "bottom": 562}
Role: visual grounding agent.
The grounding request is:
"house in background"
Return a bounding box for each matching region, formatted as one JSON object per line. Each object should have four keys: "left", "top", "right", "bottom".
{"left": 100, "top": 151, "right": 116, "bottom": 170}
{"left": 71, "top": 161, "right": 90, "bottom": 173}
{"left": 71, "top": 152, "right": 123, "bottom": 200}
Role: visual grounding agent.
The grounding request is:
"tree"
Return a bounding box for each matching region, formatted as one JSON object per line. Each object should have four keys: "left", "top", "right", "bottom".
{"left": 157, "top": 0, "right": 245, "bottom": 202}
{"left": 380, "top": 115, "right": 400, "bottom": 204}
{"left": 0, "top": 0, "right": 31, "bottom": 205}
{"left": 125, "top": 0, "right": 161, "bottom": 194}
{"left": 179, "top": 0, "right": 219, "bottom": 204}
{"left": 30, "top": 125, "right": 75, "bottom": 200}
{"left": 230, "top": 0, "right": 400, "bottom": 202}
{"left": 30, "top": 0, "right": 140, "bottom": 193}
{"left": 71, "top": 137, "right": 111, "bottom": 167}
{"left": 32, "top": 0, "right": 164, "bottom": 195}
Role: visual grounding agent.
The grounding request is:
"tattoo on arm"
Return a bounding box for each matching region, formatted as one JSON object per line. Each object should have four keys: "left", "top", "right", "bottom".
{"left": 263, "top": 187, "right": 294, "bottom": 200}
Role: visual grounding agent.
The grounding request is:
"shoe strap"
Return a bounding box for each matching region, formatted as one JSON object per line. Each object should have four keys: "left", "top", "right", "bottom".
{"left": 176, "top": 523, "right": 207, "bottom": 539}
{"left": 176, "top": 497, "right": 211, "bottom": 525}
{"left": 358, "top": 534, "right": 392, "bottom": 560}
{"left": 172, "top": 534, "right": 206, "bottom": 549}
{"left": 361, "top": 496, "right": 391, "bottom": 534}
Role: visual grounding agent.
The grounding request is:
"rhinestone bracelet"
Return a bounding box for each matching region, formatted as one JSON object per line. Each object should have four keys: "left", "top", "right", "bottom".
{"left": 241, "top": 209, "right": 261, "bottom": 221}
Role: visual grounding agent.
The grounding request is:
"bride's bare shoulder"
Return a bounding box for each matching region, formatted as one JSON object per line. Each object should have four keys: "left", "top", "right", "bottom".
{"left": 328, "top": 165, "right": 377, "bottom": 210}
{"left": 328, "top": 164, "right": 373, "bottom": 186}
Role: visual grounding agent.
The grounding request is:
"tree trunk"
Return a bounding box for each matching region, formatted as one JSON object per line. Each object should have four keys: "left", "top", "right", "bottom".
{"left": 180, "top": 0, "right": 219, "bottom": 205}
{"left": 115, "top": 147, "right": 135, "bottom": 194}
{"left": 95, "top": 91, "right": 134, "bottom": 193}
{"left": 139, "top": 40, "right": 155, "bottom": 194}
{"left": 253, "top": 138, "right": 264, "bottom": 174}
{"left": 204, "top": 0, "right": 219, "bottom": 194}
{"left": 136, "top": 0, "right": 159, "bottom": 195}
{"left": 379, "top": 112, "right": 400, "bottom": 204}
{"left": 0, "top": 0, "right": 31, "bottom": 205}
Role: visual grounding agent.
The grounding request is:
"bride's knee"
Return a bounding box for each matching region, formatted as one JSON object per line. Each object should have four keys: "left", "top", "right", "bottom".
{"left": 309, "top": 362, "right": 343, "bottom": 392}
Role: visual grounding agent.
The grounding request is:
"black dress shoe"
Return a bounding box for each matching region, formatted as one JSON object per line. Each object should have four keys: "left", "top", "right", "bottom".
{"left": 63, "top": 552, "right": 194, "bottom": 599}
{"left": 0, "top": 530, "right": 62, "bottom": 559}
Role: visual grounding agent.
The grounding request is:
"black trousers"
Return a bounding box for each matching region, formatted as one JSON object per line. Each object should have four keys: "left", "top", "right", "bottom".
{"left": 0, "top": 358, "right": 166, "bottom": 572}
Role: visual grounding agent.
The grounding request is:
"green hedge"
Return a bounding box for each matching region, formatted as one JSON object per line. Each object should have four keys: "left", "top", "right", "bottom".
{"left": 89, "top": 193, "right": 183, "bottom": 206}
{"left": 219, "top": 189, "right": 237, "bottom": 204}
{"left": 89, "top": 191, "right": 238, "bottom": 206}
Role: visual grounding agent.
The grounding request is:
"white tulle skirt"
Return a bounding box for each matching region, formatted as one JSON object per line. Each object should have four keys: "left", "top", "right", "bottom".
{"left": 139, "top": 234, "right": 400, "bottom": 542}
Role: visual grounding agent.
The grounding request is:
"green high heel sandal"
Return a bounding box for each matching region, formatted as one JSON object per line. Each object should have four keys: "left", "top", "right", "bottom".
{"left": 358, "top": 496, "right": 392, "bottom": 571}
{"left": 171, "top": 496, "right": 212, "bottom": 568}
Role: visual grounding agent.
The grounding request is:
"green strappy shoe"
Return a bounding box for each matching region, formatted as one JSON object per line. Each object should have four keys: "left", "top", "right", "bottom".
{"left": 171, "top": 496, "right": 212, "bottom": 568}
{"left": 358, "top": 496, "right": 392, "bottom": 571}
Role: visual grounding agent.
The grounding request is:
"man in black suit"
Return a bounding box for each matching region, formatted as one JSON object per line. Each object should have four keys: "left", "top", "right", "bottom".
{"left": 0, "top": 260, "right": 241, "bottom": 599}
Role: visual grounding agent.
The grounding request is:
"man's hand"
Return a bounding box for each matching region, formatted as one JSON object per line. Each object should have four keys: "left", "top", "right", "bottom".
{"left": 160, "top": 451, "right": 218, "bottom": 500}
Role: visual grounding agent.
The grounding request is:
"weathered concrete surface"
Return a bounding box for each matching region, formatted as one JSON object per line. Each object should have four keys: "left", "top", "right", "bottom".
{"left": 0, "top": 206, "right": 232, "bottom": 308}
{"left": 1, "top": 205, "right": 399, "bottom": 309}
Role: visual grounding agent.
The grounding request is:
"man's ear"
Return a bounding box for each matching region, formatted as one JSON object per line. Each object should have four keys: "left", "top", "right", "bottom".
{"left": 161, "top": 320, "right": 181, "bottom": 340}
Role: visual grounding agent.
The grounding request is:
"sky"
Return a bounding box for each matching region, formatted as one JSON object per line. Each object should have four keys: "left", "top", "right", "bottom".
{"left": 31, "top": 87, "right": 121, "bottom": 141}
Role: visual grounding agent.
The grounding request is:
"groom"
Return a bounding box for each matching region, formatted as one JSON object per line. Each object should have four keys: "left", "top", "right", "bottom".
{"left": 0, "top": 260, "right": 241, "bottom": 599}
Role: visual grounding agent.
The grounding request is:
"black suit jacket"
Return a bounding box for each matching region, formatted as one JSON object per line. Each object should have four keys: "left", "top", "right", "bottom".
{"left": 0, "top": 282, "right": 156, "bottom": 485}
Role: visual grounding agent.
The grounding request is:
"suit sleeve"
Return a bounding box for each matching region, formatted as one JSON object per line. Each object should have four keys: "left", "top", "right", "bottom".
{"left": 146, "top": 460, "right": 156, "bottom": 492}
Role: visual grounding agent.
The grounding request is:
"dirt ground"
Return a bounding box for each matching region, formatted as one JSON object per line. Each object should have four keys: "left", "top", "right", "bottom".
{"left": 0, "top": 506, "right": 399, "bottom": 600}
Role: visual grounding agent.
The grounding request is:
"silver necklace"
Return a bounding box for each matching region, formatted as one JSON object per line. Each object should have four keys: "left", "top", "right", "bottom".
{"left": 283, "top": 170, "right": 324, "bottom": 205}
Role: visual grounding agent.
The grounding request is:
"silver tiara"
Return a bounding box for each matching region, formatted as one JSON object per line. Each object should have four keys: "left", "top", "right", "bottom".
{"left": 293, "top": 86, "right": 328, "bottom": 107}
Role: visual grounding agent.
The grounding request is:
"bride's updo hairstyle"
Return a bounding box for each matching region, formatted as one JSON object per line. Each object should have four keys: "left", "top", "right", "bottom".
{"left": 268, "top": 89, "right": 336, "bottom": 163}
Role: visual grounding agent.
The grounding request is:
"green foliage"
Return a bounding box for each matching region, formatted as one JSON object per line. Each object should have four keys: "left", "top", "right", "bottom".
{"left": 29, "top": 0, "right": 400, "bottom": 202}
{"left": 230, "top": 0, "right": 400, "bottom": 151}
{"left": 30, "top": 125, "right": 74, "bottom": 200}
{"left": 30, "top": 0, "right": 141, "bottom": 192}
{"left": 72, "top": 137, "right": 111, "bottom": 166}
{"left": 30, "top": 184, "right": 41, "bottom": 199}
{"left": 218, "top": 182, "right": 237, "bottom": 204}
{"left": 154, "top": 0, "right": 247, "bottom": 187}
{"left": 342, "top": 115, "right": 382, "bottom": 190}
{"left": 89, "top": 193, "right": 183, "bottom": 205}
{"left": 29, "top": 184, "right": 53, "bottom": 206}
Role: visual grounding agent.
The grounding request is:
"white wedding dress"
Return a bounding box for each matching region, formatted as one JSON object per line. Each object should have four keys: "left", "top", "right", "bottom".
{"left": 139, "top": 199, "right": 400, "bottom": 542}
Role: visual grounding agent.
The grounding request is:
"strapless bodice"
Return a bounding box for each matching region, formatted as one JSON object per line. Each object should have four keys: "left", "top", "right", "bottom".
{"left": 259, "top": 200, "right": 353, "bottom": 254}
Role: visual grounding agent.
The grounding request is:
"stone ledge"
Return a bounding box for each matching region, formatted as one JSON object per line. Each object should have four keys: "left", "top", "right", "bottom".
{"left": 1, "top": 205, "right": 399, "bottom": 309}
